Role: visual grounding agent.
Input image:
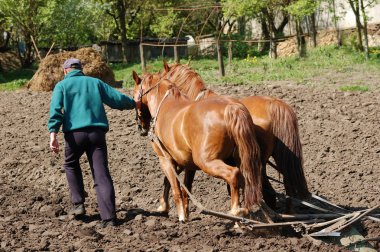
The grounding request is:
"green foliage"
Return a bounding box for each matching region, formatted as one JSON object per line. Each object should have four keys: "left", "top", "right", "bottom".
{"left": 343, "top": 33, "right": 362, "bottom": 51}
{"left": 370, "top": 47, "right": 380, "bottom": 58}
{"left": 149, "top": 9, "right": 177, "bottom": 38}
{"left": 339, "top": 85, "right": 369, "bottom": 92}
{"left": 220, "top": 34, "right": 267, "bottom": 58}
{"left": 221, "top": 0, "right": 266, "bottom": 18}
{"left": 39, "top": 0, "right": 111, "bottom": 47}
{"left": 0, "top": 0, "right": 50, "bottom": 31}
{"left": 285, "top": 0, "right": 320, "bottom": 19}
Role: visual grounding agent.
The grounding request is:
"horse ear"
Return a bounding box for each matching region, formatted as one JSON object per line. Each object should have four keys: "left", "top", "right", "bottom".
{"left": 132, "top": 70, "right": 141, "bottom": 85}
{"left": 163, "top": 59, "right": 170, "bottom": 73}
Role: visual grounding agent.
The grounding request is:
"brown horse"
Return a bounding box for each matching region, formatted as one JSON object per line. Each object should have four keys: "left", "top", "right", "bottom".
{"left": 132, "top": 71, "right": 262, "bottom": 221}
{"left": 161, "top": 61, "right": 310, "bottom": 210}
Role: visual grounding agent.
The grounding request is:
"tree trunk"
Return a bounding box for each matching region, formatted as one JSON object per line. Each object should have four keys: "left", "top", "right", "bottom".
{"left": 23, "top": 35, "right": 34, "bottom": 67}
{"left": 348, "top": 0, "right": 364, "bottom": 51}
{"left": 259, "top": 16, "right": 270, "bottom": 53}
{"left": 359, "top": 0, "right": 369, "bottom": 60}
{"left": 331, "top": 0, "right": 342, "bottom": 47}
{"left": 228, "top": 41, "right": 232, "bottom": 67}
{"left": 117, "top": 0, "right": 128, "bottom": 62}
{"left": 216, "top": 41, "right": 225, "bottom": 77}
{"left": 310, "top": 13, "right": 317, "bottom": 47}
{"left": 268, "top": 19, "right": 277, "bottom": 59}
{"left": 237, "top": 16, "right": 246, "bottom": 37}
{"left": 295, "top": 19, "right": 306, "bottom": 58}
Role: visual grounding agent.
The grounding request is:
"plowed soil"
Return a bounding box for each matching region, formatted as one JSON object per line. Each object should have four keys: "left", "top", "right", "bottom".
{"left": 0, "top": 72, "right": 379, "bottom": 251}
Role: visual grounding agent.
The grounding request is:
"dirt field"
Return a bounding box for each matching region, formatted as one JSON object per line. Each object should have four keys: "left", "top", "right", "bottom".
{"left": 0, "top": 71, "right": 379, "bottom": 251}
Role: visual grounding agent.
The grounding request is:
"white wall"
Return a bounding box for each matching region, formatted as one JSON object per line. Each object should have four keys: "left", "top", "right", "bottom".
{"left": 245, "top": 1, "right": 380, "bottom": 37}
{"left": 316, "top": 0, "right": 380, "bottom": 30}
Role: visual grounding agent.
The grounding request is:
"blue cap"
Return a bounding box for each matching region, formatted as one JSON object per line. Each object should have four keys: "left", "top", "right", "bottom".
{"left": 63, "top": 58, "right": 82, "bottom": 69}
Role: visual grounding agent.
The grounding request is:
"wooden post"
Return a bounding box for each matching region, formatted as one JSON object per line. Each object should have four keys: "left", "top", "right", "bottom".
{"left": 216, "top": 10, "right": 225, "bottom": 77}
{"left": 174, "top": 45, "right": 179, "bottom": 63}
{"left": 139, "top": 43, "right": 146, "bottom": 72}
{"left": 216, "top": 41, "right": 225, "bottom": 77}
{"left": 30, "top": 36, "right": 42, "bottom": 61}
{"left": 45, "top": 42, "right": 55, "bottom": 58}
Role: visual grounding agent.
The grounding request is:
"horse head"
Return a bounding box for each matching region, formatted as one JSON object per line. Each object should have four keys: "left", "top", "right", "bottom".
{"left": 132, "top": 71, "right": 177, "bottom": 136}
{"left": 132, "top": 71, "right": 154, "bottom": 136}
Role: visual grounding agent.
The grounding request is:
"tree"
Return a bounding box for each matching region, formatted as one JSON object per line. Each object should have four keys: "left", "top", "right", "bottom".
{"left": 97, "top": 0, "right": 164, "bottom": 62}
{"left": 222, "top": 0, "right": 290, "bottom": 58}
{"left": 347, "top": 0, "right": 364, "bottom": 51}
{"left": 39, "top": 0, "right": 111, "bottom": 48}
{"left": 325, "top": 0, "right": 345, "bottom": 47}
{"left": 0, "top": 0, "right": 52, "bottom": 66}
{"left": 347, "top": 0, "right": 377, "bottom": 59}
{"left": 285, "top": 0, "right": 319, "bottom": 57}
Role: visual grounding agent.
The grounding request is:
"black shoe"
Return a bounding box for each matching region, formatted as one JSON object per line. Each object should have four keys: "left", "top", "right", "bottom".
{"left": 97, "top": 218, "right": 116, "bottom": 228}
{"left": 68, "top": 203, "right": 86, "bottom": 216}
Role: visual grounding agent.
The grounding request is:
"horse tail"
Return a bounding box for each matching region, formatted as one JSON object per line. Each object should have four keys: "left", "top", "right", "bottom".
{"left": 269, "top": 99, "right": 311, "bottom": 199}
{"left": 224, "top": 103, "right": 262, "bottom": 208}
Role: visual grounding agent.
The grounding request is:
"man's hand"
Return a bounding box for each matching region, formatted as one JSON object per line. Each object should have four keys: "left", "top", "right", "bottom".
{"left": 50, "top": 132, "right": 59, "bottom": 154}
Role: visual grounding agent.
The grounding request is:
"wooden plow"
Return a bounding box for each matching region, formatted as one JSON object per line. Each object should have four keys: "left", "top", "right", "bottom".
{"left": 154, "top": 135, "right": 380, "bottom": 249}
{"left": 172, "top": 166, "right": 380, "bottom": 249}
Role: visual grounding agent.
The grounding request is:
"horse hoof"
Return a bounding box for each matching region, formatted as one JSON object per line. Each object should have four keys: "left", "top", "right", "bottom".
{"left": 156, "top": 205, "right": 169, "bottom": 213}
{"left": 229, "top": 207, "right": 249, "bottom": 217}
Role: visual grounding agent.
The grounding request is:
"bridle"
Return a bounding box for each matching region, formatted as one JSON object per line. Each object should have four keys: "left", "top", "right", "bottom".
{"left": 135, "top": 75, "right": 169, "bottom": 136}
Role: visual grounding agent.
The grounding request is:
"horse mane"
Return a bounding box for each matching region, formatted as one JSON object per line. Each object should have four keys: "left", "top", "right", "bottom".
{"left": 165, "top": 64, "right": 206, "bottom": 100}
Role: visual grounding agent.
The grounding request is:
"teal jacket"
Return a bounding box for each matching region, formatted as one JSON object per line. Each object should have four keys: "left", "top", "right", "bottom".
{"left": 48, "top": 70, "right": 135, "bottom": 133}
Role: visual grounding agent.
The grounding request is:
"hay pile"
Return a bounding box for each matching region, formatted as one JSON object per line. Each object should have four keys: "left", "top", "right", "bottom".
{"left": 27, "top": 48, "right": 120, "bottom": 91}
{"left": 0, "top": 52, "right": 22, "bottom": 72}
{"left": 277, "top": 38, "right": 298, "bottom": 57}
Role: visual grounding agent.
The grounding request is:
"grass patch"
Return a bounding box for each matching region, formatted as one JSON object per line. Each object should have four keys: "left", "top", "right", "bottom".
{"left": 2, "top": 45, "right": 380, "bottom": 91}
{"left": 0, "top": 79, "right": 29, "bottom": 91}
{"left": 109, "top": 45, "right": 380, "bottom": 88}
{"left": 339, "top": 85, "right": 369, "bottom": 92}
{"left": 0, "top": 67, "right": 36, "bottom": 91}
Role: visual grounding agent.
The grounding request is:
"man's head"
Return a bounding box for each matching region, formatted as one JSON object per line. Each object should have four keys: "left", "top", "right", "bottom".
{"left": 63, "top": 58, "right": 82, "bottom": 75}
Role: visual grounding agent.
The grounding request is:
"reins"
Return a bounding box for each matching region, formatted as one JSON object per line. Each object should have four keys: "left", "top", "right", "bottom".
{"left": 136, "top": 75, "right": 170, "bottom": 137}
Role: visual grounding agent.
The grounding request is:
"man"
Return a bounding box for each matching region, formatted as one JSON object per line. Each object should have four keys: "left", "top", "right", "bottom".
{"left": 48, "top": 58, "right": 135, "bottom": 228}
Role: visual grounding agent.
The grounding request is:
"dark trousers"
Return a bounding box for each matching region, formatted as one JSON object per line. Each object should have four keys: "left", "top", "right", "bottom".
{"left": 64, "top": 127, "right": 115, "bottom": 220}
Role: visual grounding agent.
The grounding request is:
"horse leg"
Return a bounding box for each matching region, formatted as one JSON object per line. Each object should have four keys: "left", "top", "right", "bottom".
{"left": 195, "top": 158, "right": 247, "bottom": 217}
{"left": 224, "top": 156, "right": 235, "bottom": 197}
{"left": 182, "top": 169, "right": 196, "bottom": 220}
{"left": 285, "top": 198, "right": 295, "bottom": 214}
{"left": 157, "top": 166, "right": 185, "bottom": 213}
{"left": 157, "top": 157, "right": 186, "bottom": 222}
{"left": 262, "top": 165, "right": 277, "bottom": 210}
{"left": 157, "top": 177, "right": 171, "bottom": 213}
